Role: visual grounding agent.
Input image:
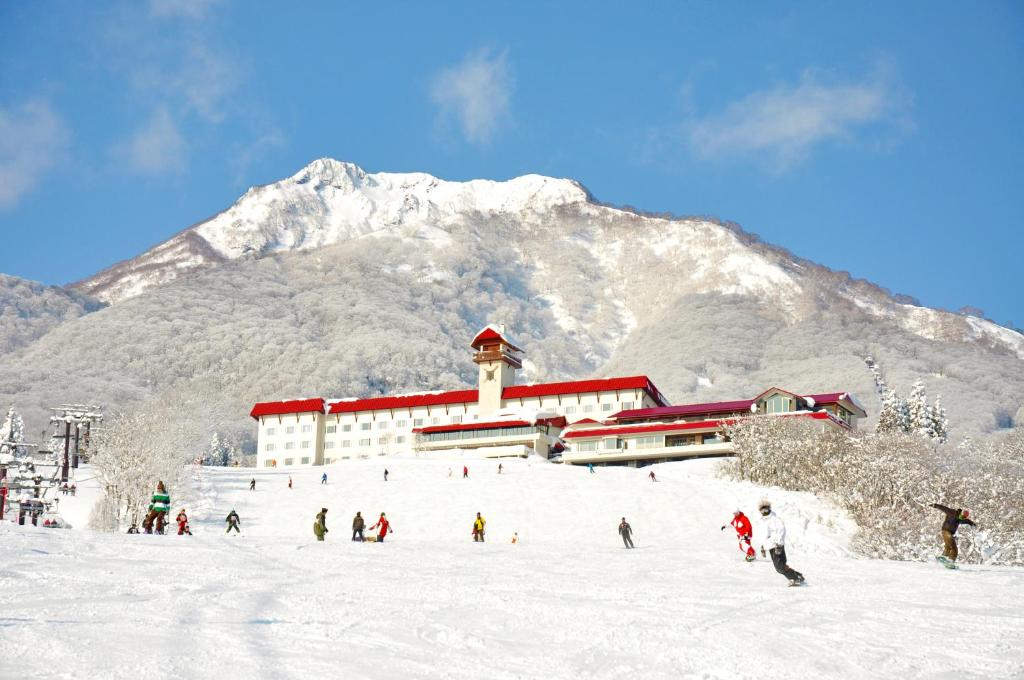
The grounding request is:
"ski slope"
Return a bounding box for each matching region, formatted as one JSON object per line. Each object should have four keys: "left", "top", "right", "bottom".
{"left": 1, "top": 457, "right": 1022, "bottom": 680}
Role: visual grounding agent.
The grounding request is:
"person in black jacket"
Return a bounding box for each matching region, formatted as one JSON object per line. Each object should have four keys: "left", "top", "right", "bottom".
{"left": 931, "top": 503, "right": 976, "bottom": 562}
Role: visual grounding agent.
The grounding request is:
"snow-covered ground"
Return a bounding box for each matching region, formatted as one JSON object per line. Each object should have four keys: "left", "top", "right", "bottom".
{"left": 2, "top": 457, "right": 1022, "bottom": 680}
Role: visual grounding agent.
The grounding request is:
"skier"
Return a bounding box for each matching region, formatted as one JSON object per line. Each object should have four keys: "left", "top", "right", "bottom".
{"left": 722, "top": 510, "right": 756, "bottom": 561}
{"left": 314, "top": 508, "right": 328, "bottom": 541}
{"left": 447, "top": 467, "right": 452, "bottom": 478}
{"left": 143, "top": 481, "right": 170, "bottom": 534}
{"left": 463, "top": 465, "right": 469, "bottom": 479}
{"left": 288, "top": 476, "right": 293, "bottom": 489}
{"left": 175, "top": 509, "right": 192, "bottom": 536}
{"left": 588, "top": 463, "right": 595, "bottom": 474}
{"left": 369, "top": 512, "right": 392, "bottom": 542}
{"left": 225, "top": 509, "right": 241, "bottom": 534}
{"left": 618, "top": 517, "right": 634, "bottom": 549}
{"left": 498, "top": 463, "right": 503, "bottom": 475}
{"left": 321, "top": 473, "right": 328, "bottom": 485}
{"left": 249, "top": 478, "right": 256, "bottom": 491}
{"left": 931, "top": 503, "right": 976, "bottom": 565}
{"left": 472, "top": 512, "right": 486, "bottom": 542}
{"left": 384, "top": 468, "right": 389, "bottom": 482}
{"left": 757, "top": 499, "right": 804, "bottom": 585}
{"left": 511, "top": 532, "right": 519, "bottom": 544}
{"left": 352, "top": 511, "right": 365, "bottom": 542}
{"left": 648, "top": 470, "right": 657, "bottom": 482}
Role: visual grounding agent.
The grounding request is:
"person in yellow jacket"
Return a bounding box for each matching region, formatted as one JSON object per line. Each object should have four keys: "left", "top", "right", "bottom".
{"left": 472, "top": 512, "right": 486, "bottom": 542}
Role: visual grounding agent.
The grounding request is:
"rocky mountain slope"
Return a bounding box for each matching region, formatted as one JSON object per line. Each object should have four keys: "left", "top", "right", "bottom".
{"left": 1, "top": 159, "right": 1021, "bottom": 443}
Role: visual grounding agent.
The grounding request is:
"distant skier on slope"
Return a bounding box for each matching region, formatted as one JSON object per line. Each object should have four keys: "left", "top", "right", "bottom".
{"left": 384, "top": 468, "right": 389, "bottom": 482}
{"left": 931, "top": 503, "right": 976, "bottom": 565}
{"left": 757, "top": 499, "right": 805, "bottom": 586}
{"left": 722, "top": 510, "right": 756, "bottom": 561}
{"left": 321, "top": 473, "right": 328, "bottom": 485}
{"left": 352, "top": 511, "right": 365, "bottom": 541}
{"left": 498, "top": 463, "right": 503, "bottom": 475}
{"left": 463, "top": 465, "right": 469, "bottom": 479}
{"left": 225, "top": 509, "right": 241, "bottom": 534}
{"left": 618, "top": 517, "right": 634, "bottom": 549}
{"left": 648, "top": 470, "right": 657, "bottom": 482}
{"left": 370, "top": 512, "right": 392, "bottom": 542}
{"left": 176, "top": 509, "right": 192, "bottom": 536}
{"left": 249, "top": 478, "right": 256, "bottom": 491}
{"left": 314, "top": 508, "right": 328, "bottom": 541}
{"left": 143, "top": 481, "right": 170, "bottom": 534}
{"left": 288, "top": 476, "right": 293, "bottom": 489}
{"left": 588, "top": 463, "right": 595, "bottom": 474}
{"left": 473, "top": 512, "right": 486, "bottom": 542}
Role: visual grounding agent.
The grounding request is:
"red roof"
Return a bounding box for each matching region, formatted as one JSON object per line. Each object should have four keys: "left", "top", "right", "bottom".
{"left": 503, "top": 376, "right": 668, "bottom": 406}
{"left": 414, "top": 416, "right": 567, "bottom": 435}
{"left": 565, "top": 411, "right": 838, "bottom": 439}
{"left": 806, "top": 392, "right": 867, "bottom": 417}
{"left": 328, "top": 389, "right": 479, "bottom": 414}
{"left": 614, "top": 400, "right": 754, "bottom": 422}
{"left": 471, "top": 326, "right": 523, "bottom": 351}
{"left": 250, "top": 398, "right": 325, "bottom": 419}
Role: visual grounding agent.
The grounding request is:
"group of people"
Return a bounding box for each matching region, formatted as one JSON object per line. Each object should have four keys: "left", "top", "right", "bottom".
{"left": 318, "top": 510, "right": 392, "bottom": 542}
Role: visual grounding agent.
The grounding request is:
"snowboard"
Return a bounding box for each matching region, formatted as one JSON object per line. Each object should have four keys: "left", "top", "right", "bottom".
{"left": 936, "top": 556, "right": 959, "bottom": 570}
{"left": 787, "top": 579, "right": 807, "bottom": 587}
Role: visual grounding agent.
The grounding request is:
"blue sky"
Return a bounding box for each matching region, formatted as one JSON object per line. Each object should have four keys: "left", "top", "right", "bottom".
{"left": 2, "top": 2, "right": 1022, "bottom": 326}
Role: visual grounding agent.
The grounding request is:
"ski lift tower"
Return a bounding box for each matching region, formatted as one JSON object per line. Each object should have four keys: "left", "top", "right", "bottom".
{"left": 49, "top": 405, "right": 103, "bottom": 484}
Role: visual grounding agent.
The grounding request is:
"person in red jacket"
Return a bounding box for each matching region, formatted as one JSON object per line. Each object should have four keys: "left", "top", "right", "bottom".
{"left": 370, "top": 512, "right": 392, "bottom": 542}
{"left": 722, "top": 510, "right": 755, "bottom": 561}
{"left": 175, "top": 509, "right": 191, "bottom": 536}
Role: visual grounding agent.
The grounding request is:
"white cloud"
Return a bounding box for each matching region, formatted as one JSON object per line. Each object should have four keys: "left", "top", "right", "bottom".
{"left": 0, "top": 98, "right": 69, "bottom": 209}
{"left": 174, "top": 44, "right": 237, "bottom": 123}
{"left": 148, "top": 0, "right": 221, "bottom": 20}
{"left": 686, "top": 69, "right": 908, "bottom": 168}
{"left": 119, "top": 107, "right": 186, "bottom": 174}
{"left": 430, "top": 49, "right": 513, "bottom": 145}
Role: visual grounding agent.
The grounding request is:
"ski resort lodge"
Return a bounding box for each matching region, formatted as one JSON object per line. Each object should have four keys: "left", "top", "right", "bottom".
{"left": 250, "top": 326, "right": 866, "bottom": 468}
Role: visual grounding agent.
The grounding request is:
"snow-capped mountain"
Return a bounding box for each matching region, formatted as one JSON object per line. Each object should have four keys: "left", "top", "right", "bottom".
{"left": 2, "top": 159, "right": 1022, "bottom": 442}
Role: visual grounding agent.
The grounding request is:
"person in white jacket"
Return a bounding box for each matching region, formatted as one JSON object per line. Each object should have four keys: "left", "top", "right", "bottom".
{"left": 758, "top": 499, "right": 805, "bottom": 585}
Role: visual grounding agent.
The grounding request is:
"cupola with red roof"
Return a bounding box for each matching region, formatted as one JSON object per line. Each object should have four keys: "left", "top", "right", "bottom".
{"left": 473, "top": 324, "right": 523, "bottom": 417}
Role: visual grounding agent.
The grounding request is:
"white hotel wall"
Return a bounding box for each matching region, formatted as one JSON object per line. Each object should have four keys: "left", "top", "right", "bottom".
{"left": 255, "top": 388, "right": 660, "bottom": 468}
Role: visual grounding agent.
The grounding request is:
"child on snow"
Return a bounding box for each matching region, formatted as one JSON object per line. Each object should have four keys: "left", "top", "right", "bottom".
{"left": 176, "top": 509, "right": 192, "bottom": 536}
{"left": 225, "top": 509, "right": 241, "bottom": 534}
{"left": 722, "top": 510, "right": 755, "bottom": 561}
{"left": 473, "top": 513, "right": 486, "bottom": 542}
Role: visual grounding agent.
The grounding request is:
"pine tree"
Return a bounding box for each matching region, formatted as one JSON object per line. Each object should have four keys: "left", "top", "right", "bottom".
{"left": 907, "top": 381, "right": 932, "bottom": 437}
{"left": 931, "top": 396, "right": 949, "bottom": 444}
{"left": 0, "top": 406, "right": 25, "bottom": 455}
{"left": 876, "top": 390, "right": 902, "bottom": 433}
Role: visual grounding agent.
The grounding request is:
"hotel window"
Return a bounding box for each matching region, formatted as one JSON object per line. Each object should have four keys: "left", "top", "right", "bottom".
{"left": 576, "top": 441, "right": 598, "bottom": 452}
{"left": 265, "top": 443, "right": 276, "bottom": 452}
{"left": 285, "top": 442, "right": 295, "bottom": 450}
{"left": 564, "top": 406, "right": 576, "bottom": 415}
{"left": 603, "top": 438, "right": 623, "bottom": 450}
{"left": 431, "top": 417, "right": 441, "bottom": 425}
{"left": 378, "top": 421, "right": 388, "bottom": 430}
{"left": 285, "top": 426, "right": 295, "bottom": 434}
{"left": 342, "top": 424, "right": 352, "bottom": 432}
{"left": 358, "top": 438, "right": 371, "bottom": 447}
{"left": 361, "top": 422, "right": 371, "bottom": 431}
{"left": 325, "top": 441, "right": 335, "bottom": 449}
{"left": 301, "top": 441, "right": 311, "bottom": 449}
{"left": 266, "top": 427, "right": 276, "bottom": 435}
{"left": 633, "top": 435, "right": 661, "bottom": 449}
{"left": 413, "top": 418, "right": 424, "bottom": 427}
{"left": 583, "top": 404, "right": 595, "bottom": 413}
{"left": 396, "top": 419, "right": 407, "bottom": 428}
{"left": 301, "top": 457, "right": 310, "bottom": 464}
{"left": 621, "top": 402, "right": 634, "bottom": 411}
{"left": 284, "top": 458, "right": 294, "bottom": 466}
{"left": 301, "top": 424, "right": 312, "bottom": 433}
{"left": 396, "top": 436, "right": 406, "bottom": 444}
{"left": 601, "top": 403, "right": 613, "bottom": 412}
{"left": 341, "top": 440, "right": 351, "bottom": 448}
{"left": 451, "top": 415, "right": 463, "bottom": 424}
{"left": 378, "top": 436, "right": 388, "bottom": 445}
{"left": 765, "top": 395, "right": 793, "bottom": 414}
{"left": 326, "top": 425, "right": 336, "bottom": 434}
{"left": 264, "top": 460, "right": 274, "bottom": 467}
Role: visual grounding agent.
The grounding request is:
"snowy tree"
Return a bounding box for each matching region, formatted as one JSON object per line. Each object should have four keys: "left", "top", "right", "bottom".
{"left": 203, "top": 432, "right": 239, "bottom": 466}
{"left": 930, "top": 396, "right": 949, "bottom": 444}
{"left": 907, "top": 381, "right": 933, "bottom": 438}
{"left": 876, "top": 390, "right": 904, "bottom": 434}
{"left": 0, "top": 406, "right": 25, "bottom": 455}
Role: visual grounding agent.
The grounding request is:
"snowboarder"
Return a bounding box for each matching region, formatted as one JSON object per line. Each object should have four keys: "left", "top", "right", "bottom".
{"left": 384, "top": 468, "right": 389, "bottom": 482}
{"left": 588, "top": 463, "right": 595, "bottom": 474}
{"left": 369, "top": 512, "right": 391, "bottom": 542}
{"left": 352, "top": 511, "right": 365, "bottom": 541}
{"left": 619, "top": 517, "right": 634, "bottom": 548}
{"left": 648, "top": 470, "right": 657, "bottom": 482}
{"left": 249, "top": 478, "right": 256, "bottom": 491}
{"left": 225, "top": 509, "right": 241, "bottom": 534}
{"left": 288, "top": 476, "right": 293, "bottom": 489}
{"left": 473, "top": 512, "right": 486, "bottom": 542}
{"left": 314, "top": 508, "right": 328, "bottom": 541}
{"left": 931, "top": 503, "right": 976, "bottom": 565}
{"left": 498, "top": 463, "right": 503, "bottom": 475}
{"left": 463, "top": 465, "right": 469, "bottom": 479}
{"left": 175, "top": 509, "right": 192, "bottom": 536}
{"left": 757, "top": 499, "right": 804, "bottom": 585}
{"left": 722, "top": 510, "right": 756, "bottom": 561}
{"left": 321, "top": 473, "right": 328, "bottom": 485}
{"left": 143, "top": 481, "right": 170, "bottom": 534}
